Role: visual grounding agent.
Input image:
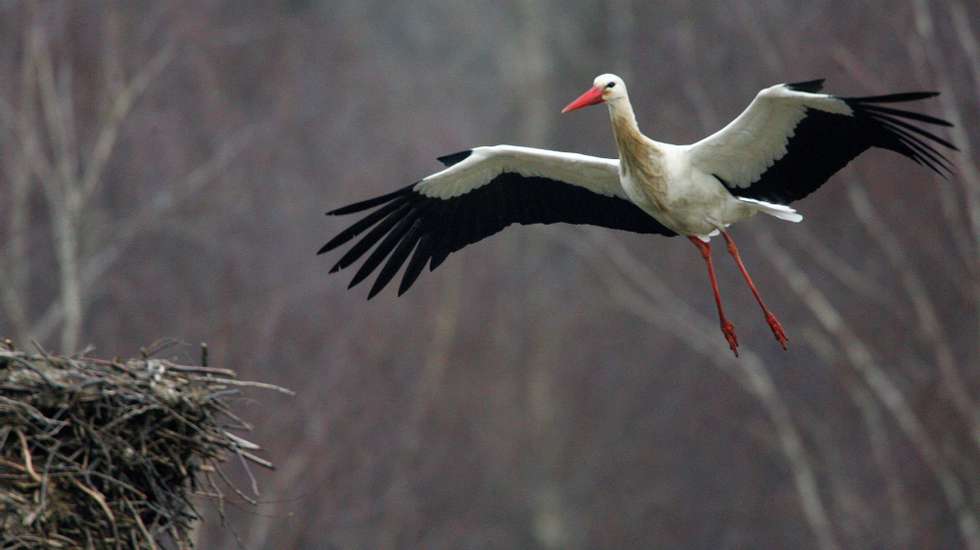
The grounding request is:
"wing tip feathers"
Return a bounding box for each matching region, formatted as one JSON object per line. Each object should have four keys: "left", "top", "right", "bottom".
{"left": 786, "top": 78, "right": 826, "bottom": 93}
{"left": 436, "top": 149, "right": 473, "bottom": 167}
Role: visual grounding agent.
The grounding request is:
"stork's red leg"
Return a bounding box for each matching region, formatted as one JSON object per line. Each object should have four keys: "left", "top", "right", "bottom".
{"left": 688, "top": 237, "right": 739, "bottom": 357}
{"left": 719, "top": 230, "right": 789, "bottom": 350}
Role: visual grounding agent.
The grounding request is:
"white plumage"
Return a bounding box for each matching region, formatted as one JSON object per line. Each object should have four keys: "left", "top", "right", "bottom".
{"left": 685, "top": 85, "right": 851, "bottom": 189}
{"left": 415, "top": 145, "right": 622, "bottom": 199}
{"left": 321, "top": 73, "right": 955, "bottom": 356}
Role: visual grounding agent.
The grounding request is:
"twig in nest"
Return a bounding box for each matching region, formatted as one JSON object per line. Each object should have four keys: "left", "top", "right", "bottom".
{"left": 15, "top": 429, "right": 41, "bottom": 482}
{"left": 215, "top": 465, "right": 257, "bottom": 506}
{"left": 73, "top": 479, "right": 118, "bottom": 534}
{"left": 125, "top": 498, "right": 159, "bottom": 550}
{"left": 184, "top": 375, "right": 296, "bottom": 395}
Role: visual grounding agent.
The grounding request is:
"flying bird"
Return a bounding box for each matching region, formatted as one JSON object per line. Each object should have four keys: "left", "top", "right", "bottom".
{"left": 319, "top": 74, "right": 955, "bottom": 356}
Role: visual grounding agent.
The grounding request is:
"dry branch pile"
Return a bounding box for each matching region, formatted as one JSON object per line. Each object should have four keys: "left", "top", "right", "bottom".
{"left": 0, "top": 343, "right": 291, "bottom": 548}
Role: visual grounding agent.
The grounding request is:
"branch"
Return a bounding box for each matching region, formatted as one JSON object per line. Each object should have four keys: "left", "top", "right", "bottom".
{"left": 0, "top": 145, "right": 32, "bottom": 340}
{"left": 790, "top": 224, "right": 900, "bottom": 313}
{"left": 801, "top": 326, "right": 911, "bottom": 546}
{"left": 846, "top": 183, "right": 979, "bottom": 441}
{"left": 949, "top": 0, "right": 980, "bottom": 95}
{"left": 842, "top": 37, "right": 976, "bottom": 276}
{"left": 908, "top": 0, "right": 980, "bottom": 350}
{"left": 80, "top": 41, "right": 176, "bottom": 200}
{"left": 30, "top": 124, "right": 264, "bottom": 343}
{"left": 34, "top": 23, "right": 78, "bottom": 195}
{"left": 22, "top": 24, "right": 60, "bottom": 203}
{"left": 756, "top": 230, "right": 980, "bottom": 550}
{"left": 564, "top": 232, "right": 842, "bottom": 550}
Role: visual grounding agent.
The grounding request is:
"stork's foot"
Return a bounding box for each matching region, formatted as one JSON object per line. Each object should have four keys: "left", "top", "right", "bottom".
{"left": 721, "top": 320, "right": 739, "bottom": 357}
{"left": 766, "top": 312, "right": 789, "bottom": 350}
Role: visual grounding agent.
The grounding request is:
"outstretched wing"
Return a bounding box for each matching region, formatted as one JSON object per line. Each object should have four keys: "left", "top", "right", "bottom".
{"left": 685, "top": 79, "right": 957, "bottom": 204}
{"left": 320, "top": 145, "right": 675, "bottom": 298}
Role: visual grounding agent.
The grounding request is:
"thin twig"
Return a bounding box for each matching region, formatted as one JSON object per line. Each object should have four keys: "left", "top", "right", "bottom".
{"left": 15, "top": 429, "right": 41, "bottom": 483}
{"left": 184, "top": 375, "right": 295, "bottom": 396}
{"left": 73, "top": 479, "right": 117, "bottom": 532}
{"left": 125, "top": 499, "right": 159, "bottom": 550}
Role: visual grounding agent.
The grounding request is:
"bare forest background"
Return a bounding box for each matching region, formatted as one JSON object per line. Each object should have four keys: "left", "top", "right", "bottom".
{"left": 0, "top": 1, "right": 978, "bottom": 548}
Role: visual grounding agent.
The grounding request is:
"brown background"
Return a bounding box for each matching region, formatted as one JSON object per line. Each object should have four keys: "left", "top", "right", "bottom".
{"left": 0, "top": 1, "right": 977, "bottom": 548}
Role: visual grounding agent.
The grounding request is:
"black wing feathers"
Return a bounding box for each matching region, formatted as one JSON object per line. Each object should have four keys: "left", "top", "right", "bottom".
{"left": 848, "top": 93, "right": 957, "bottom": 176}
{"left": 318, "top": 198, "right": 407, "bottom": 255}
{"left": 321, "top": 173, "right": 675, "bottom": 298}
{"left": 326, "top": 183, "right": 416, "bottom": 216}
{"left": 436, "top": 150, "right": 473, "bottom": 167}
{"left": 786, "top": 78, "right": 826, "bottom": 93}
{"left": 848, "top": 91, "right": 939, "bottom": 104}
{"left": 728, "top": 90, "right": 956, "bottom": 205}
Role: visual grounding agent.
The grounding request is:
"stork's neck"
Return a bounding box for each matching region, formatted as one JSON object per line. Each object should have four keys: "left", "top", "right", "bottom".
{"left": 606, "top": 97, "right": 663, "bottom": 178}
{"left": 607, "top": 97, "right": 640, "bottom": 137}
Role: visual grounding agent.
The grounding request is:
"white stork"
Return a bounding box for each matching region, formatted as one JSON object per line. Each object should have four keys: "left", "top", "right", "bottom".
{"left": 319, "top": 74, "right": 955, "bottom": 356}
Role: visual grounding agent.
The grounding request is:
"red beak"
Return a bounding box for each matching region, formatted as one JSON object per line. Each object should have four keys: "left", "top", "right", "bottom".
{"left": 561, "top": 86, "right": 604, "bottom": 113}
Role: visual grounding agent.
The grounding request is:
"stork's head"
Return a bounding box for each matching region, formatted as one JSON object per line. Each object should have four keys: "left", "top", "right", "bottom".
{"left": 561, "top": 73, "right": 627, "bottom": 114}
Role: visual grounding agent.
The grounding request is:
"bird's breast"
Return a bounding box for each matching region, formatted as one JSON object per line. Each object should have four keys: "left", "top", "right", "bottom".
{"left": 620, "top": 169, "right": 682, "bottom": 232}
{"left": 625, "top": 167, "right": 751, "bottom": 237}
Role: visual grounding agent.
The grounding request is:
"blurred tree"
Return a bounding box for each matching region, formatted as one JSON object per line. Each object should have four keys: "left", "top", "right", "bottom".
{"left": 0, "top": 1, "right": 976, "bottom": 549}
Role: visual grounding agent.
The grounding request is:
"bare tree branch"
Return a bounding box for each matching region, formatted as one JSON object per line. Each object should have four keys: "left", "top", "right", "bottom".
{"left": 847, "top": 183, "right": 979, "bottom": 442}
{"left": 802, "top": 327, "right": 911, "bottom": 547}
{"left": 792, "top": 225, "right": 900, "bottom": 313}
{"left": 21, "top": 22, "right": 82, "bottom": 351}
{"left": 908, "top": 0, "right": 980, "bottom": 358}
{"left": 566, "top": 232, "right": 842, "bottom": 550}
{"left": 833, "top": 40, "right": 977, "bottom": 285}
{"left": 80, "top": 41, "right": 175, "bottom": 201}
{"left": 0, "top": 26, "right": 37, "bottom": 342}
{"left": 949, "top": 0, "right": 980, "bottom": 95}
{"left": 30, "top": 123, "right": 263, "bottom": 343}
{"left": 34, "top": 23, "right": 78, "bottom": 193}
{"left": 757, "top": 231, "right": 980, "bottom": 550}
{"left": 19, "top": 20, "right": 176, "bottom": 351}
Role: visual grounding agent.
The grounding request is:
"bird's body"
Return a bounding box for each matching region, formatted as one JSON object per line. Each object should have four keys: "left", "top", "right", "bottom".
{"left": 320, "top": 73, "right": 955, "bottom": 355}
{"left": 615, "top": 137, "right": 758, "bottom": 239}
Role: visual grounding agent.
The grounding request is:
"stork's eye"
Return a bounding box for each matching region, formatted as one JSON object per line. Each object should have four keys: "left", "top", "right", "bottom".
{"left": 606, "top": 82, "right": 616, "bottom": 88}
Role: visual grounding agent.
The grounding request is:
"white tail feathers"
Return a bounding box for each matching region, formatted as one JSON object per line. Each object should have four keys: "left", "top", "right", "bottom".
{"left": 738, "top": 197, "right": 803, "bottom": 222}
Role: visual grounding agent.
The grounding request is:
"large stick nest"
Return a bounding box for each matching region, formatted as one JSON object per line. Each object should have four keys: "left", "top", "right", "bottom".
{"left": 0, "top": 342, "right": 291, "bottom": 548}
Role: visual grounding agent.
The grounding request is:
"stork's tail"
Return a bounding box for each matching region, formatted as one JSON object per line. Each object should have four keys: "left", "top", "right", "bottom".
{"left": 737, "top": 197, "right": 803, "bottom": 222}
